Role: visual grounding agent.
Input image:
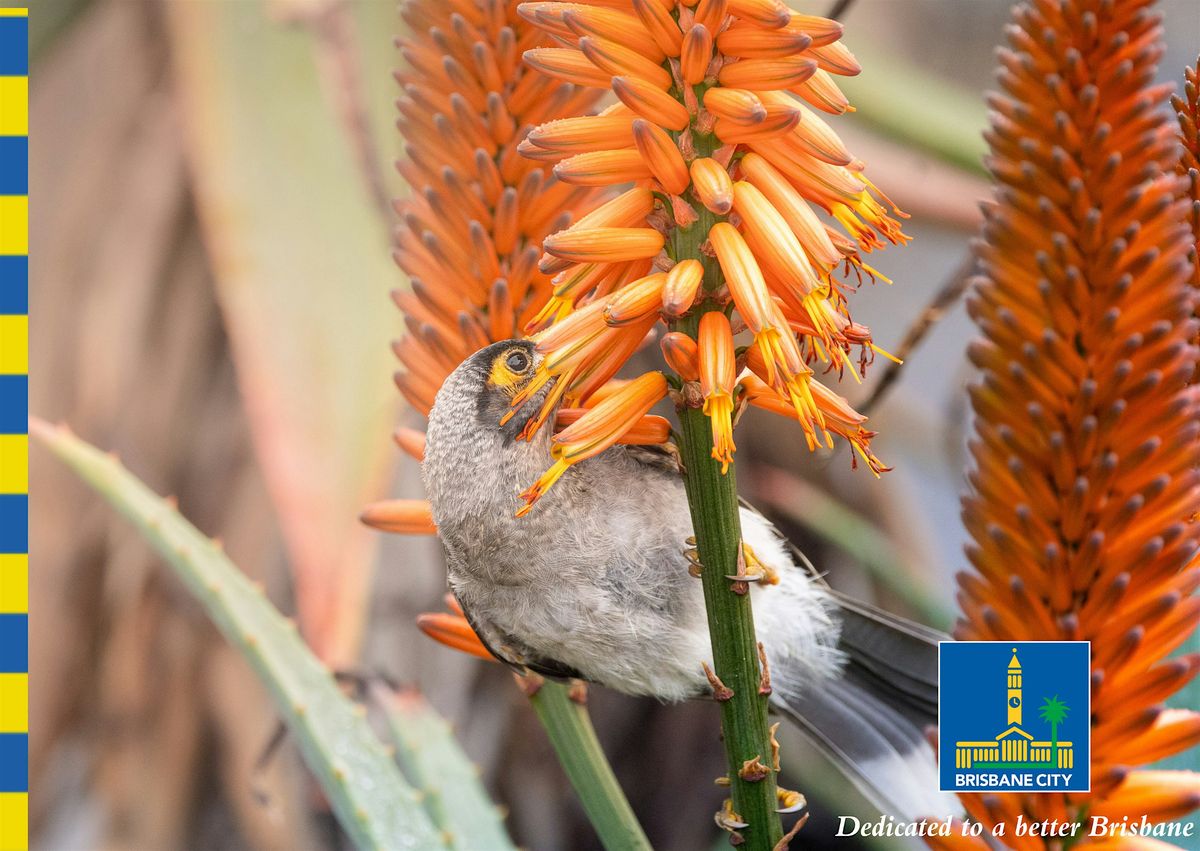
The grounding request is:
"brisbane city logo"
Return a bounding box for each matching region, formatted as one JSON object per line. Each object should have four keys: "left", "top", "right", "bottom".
{"left": 939, "top": 641, "right": 1091, "bottom": 794}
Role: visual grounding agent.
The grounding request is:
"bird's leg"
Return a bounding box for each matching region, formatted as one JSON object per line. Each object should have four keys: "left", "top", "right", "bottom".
{"left": 715, "top": 798, "right": 749, "bottom": 832}
{"left": 683, "top": 535, "right": 703, "bottom": 577}
{"left": 726, "top": 541, "right": 780, "bottom": 586}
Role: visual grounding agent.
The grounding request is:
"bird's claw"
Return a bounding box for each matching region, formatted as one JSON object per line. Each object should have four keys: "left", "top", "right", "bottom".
{"left": 715, "top": 798, "right": 749, "bottom": 831}
{"left": 776, "top": 787, "right": 807, "bottom": 814}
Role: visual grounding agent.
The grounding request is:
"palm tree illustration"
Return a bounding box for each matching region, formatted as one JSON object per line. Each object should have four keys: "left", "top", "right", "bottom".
{"left": 1038, "top": 696, "right": 1070, "bottom": 768}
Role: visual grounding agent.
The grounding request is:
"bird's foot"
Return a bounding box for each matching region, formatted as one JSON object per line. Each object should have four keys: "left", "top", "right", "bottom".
{"left": 714, "top": 798, "right": 749, "bottom": 832}
{"left": 776, "top": 787, "right": 807, "bottom": 814}
{"left": 725, "top": 542, "right": 780, "bottom": 586}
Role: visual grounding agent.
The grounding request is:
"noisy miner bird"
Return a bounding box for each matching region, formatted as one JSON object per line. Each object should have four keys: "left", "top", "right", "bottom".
{"left": 423, "top": 339, "right": 955, "bottom": 820}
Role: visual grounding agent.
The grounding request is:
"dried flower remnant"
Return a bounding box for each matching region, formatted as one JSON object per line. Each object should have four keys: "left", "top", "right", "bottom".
{"left": 952, "top": 1, "right": 1200, "bottom": 844}
{"left": 511, "top": 0, "right": 907, "bottom": 509}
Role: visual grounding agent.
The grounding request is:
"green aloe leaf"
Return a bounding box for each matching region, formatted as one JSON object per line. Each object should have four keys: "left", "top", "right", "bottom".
{"left": 375, "top": 685, "right": 517, "bottom": 851}
{"left": 32, "top": 420, "right": 446, "bottom": 851}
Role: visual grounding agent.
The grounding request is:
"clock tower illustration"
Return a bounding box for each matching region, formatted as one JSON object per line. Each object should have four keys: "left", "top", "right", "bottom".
{"left": 953, "top": 647, "right": 1075, "bottom": 770}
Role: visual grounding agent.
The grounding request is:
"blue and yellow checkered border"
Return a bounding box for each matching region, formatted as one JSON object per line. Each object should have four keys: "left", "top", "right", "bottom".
{"left": 0, "top": 10, "right": 27, "bottom": 851}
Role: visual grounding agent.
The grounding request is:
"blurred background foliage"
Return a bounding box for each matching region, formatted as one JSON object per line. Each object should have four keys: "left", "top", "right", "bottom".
{"left": 25, "top": 0, "right": 1198, "bottom": 848}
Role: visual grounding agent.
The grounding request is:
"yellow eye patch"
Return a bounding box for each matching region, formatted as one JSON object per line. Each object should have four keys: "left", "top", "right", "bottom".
{"left": 488, "top": 348, "right": 530, "bottom": 394}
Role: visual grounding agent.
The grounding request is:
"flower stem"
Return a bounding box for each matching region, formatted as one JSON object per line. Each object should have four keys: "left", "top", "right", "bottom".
{"left": 667, "top": 183, "right": 784, "bottom": 847}
{"left": 676, "top": 404, "right": 784, "bottom": 849}
{"left": 524, "top": 678, "right": 652, "bottom": 851}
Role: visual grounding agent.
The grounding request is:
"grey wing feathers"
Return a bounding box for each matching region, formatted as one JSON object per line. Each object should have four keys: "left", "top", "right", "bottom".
{"left": 454, "top": 593, "right": 586, "bottom": 682}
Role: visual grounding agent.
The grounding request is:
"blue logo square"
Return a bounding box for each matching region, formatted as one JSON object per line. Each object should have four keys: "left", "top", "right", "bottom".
{"left": 939, "top": 641, "right": 1090, "bottom": 793}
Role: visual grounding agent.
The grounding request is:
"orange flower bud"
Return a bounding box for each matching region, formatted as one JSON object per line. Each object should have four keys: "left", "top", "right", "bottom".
{"left": 713, "top": 106, "right": 800, "bottom": 143}
{"left": 778, "top": 14, "right": 843, "bottom": 47}
{"left": 680, "top": 24, "right": 714, "bottom": 85}
{"left": 526, "top": 115, "right": 638, "bottom": 153}
{"left": 727, "top": 0, "right": 790, "bottom": 28}
{"left": 660, "top": 331, "right": 700, "bottom": 381}
{"left": 699, "top": 311, "right": 737, "bottom": 472}
{"left": 393, "top": 427, "right": 427, "bottom": 461}
{"left": 613, "top": 76, "right": 691, "bottom": 131}
{"left": 694, "top": 0, "right": 728, "bottom": 33}
{"left": 543, "top": 226, "right": 665, "bottom": 265}
{"left": 561, "top": 6, "right": 667, "bottom": 64}
{"left": 632, "top": 119, "right": 690, "bottom": 195}
{"left": 359, "top": 499, "right": 438, "bottom": 534}
{"left": 416, "top": 611, "right": 496, "bottom": 661}
{"left": 716, "top": 27, "right": 811, "bottom": 59}
{"left": 718, "top": 56, "right": 818, "bottom": 89}
{"left": 632, "top": 0, "right": 684, "bottom": 57}
{"left": 662, "top": 258, "right": 706, "bottom": 318}
{"left": 810, "top": 40, "right": 861, "bottom": 76}
{"left": 553, "top": 148, "right": 653, "bottom": 185}
{"left": 690, "top": 157, "right": 734, "bottom": 214}
{"left": 524, "top": 47, "right": 613, "bottom": 88}
{"left": 579, "top": 36, "right": 674, "bottom": 90}
{"left": 792, "top": 68, "right": 852, "bottom": 114}
{"left": 703, "top": 87, "right": 767, "bottom": 125}
{"left": 739, "top": 152, "right": 843, "bottom": 266}
{"left": 603, "top": 272, "right": 668, "bottom": 326}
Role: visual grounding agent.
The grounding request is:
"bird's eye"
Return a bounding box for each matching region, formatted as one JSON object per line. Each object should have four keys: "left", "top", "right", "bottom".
{"left": 505, "top": 350, "right": 530, "bottom": 373}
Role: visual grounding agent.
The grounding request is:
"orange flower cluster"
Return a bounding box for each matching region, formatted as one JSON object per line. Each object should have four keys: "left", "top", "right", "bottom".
{"left": 943, "top": 2, "right": 1200, "bottom": 845}
{"left": 508, "top": 0, "right": 906, "bottom": 511}
{"left": 391, "top": 0, "right": 609, "bottom": 414}
{"left": 1174, "top": 59, "right": 1199, "bottom": 292}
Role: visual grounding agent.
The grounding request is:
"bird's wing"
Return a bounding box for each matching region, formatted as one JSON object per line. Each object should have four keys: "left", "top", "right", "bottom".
{"left": 453, "top": 590, "right": 587, "bottom": 682}
{"left": 739, "top": 495, "right": 944, "bottom": 722}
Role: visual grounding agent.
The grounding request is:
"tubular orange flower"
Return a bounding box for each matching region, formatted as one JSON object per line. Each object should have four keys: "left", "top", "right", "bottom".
{"left": 359, "top": 498, "right": 438, "bottom": 534}
{"left": 633, "top": 119, "right": 690, "bottom": 195}
{"left": 662, "top": 258, "right": 705, "bottom": 318}
{"left": 612, "top": 75, "right": 691, "bottom": 130}
{"left": 541, "top": 227, "right": 665, "bottom": 264}
{"left": 698, "top": 312, "right": 736, "bottom": 472}
{"left": 553, "top": 149, "right": 654, "bottom": 186}
{"left": 954, "top": 1, "right": 1200, "bottom": 842}
{"left": 717, "top": 57, "right": 817, "bottom": 90}
{"left": 518, "top": 372, "right": 668, "bottom": 515}
{"left": 703, "top": 87, "right": 767, "bottom": 123}
{"left": 554, "top": 408, "right": 671, "bottom": 445}
{"left": 416, "top": 596, "right": 497, "bottom": 662}
{"left": 680, "top": 24, "right": 714, "bottom": 85}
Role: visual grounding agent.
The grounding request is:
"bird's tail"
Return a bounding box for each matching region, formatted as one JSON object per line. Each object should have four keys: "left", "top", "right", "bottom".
{"left": 770, "top": 594, "right": 959, "bottom": 821}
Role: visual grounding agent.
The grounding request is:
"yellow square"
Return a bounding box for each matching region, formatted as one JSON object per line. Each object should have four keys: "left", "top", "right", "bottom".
{"left": 0, "top": 198, "right": 25, "bottom": 257}
{"left": 0, "top": 437, "right": 23, "bottom": 494}
{"left": 0, "top": 676, "right": 24, "bottom": 734}
{"left": 0, "top": 556, "right": 25, "bottom": 614}
{"left": 0, "top": 316, "right": 24, "bottom": 375}
{"left": 0, "top": 793, "right": 26, "bottom": 850}
{"left": 0, "top": 78, "right": 26, "bottom": 137}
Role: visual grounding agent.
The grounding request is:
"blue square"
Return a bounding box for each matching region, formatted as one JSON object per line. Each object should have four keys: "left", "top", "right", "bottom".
{"left": 939, "top": 641, "right": 1090, "bottom": 793}
{"left": 0, "top": 376, "right": 25, "bottom": 433}
{"left": 0, "top": 18, "right": 27, "bottom": 77}
{"left": 0, "top": 255, "right": 25, "bottom": 314}
{"left": 0, "top": 615, "right": 24, "bottom": 673}
{"left": 0, "top": 138, "right": 26, "bottom": 195}
{"left": 0, "top": 733, "right": 26, "bottom": 792}
{"left": 0, "top": 496, "right": 24, "bottom": 555}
